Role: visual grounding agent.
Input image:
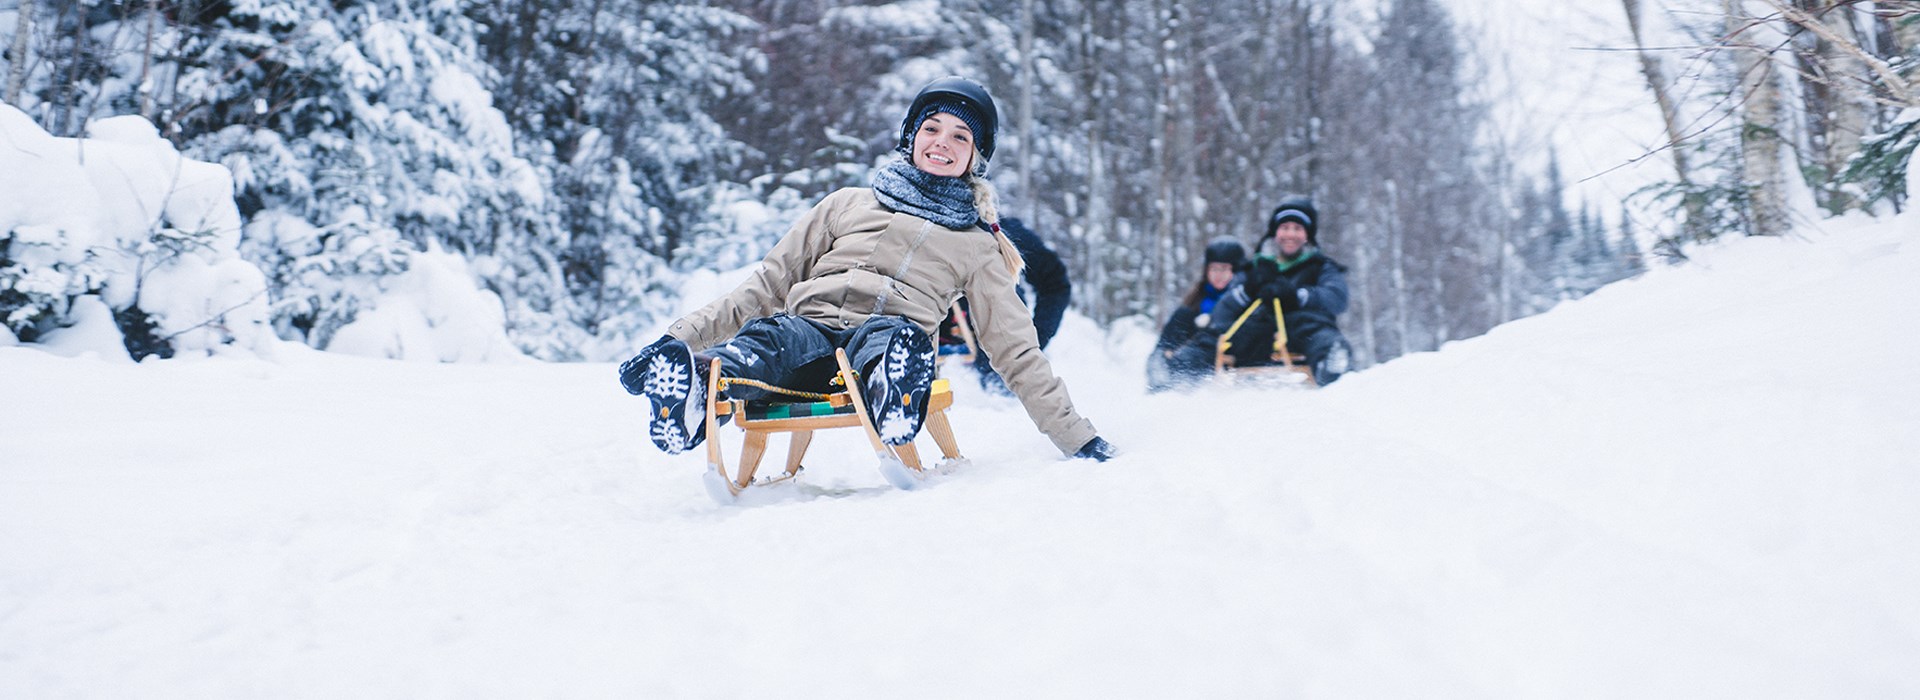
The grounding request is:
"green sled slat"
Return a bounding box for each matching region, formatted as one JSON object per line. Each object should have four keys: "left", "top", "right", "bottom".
{"left": 744, "top": 400, "right": 855, "bottom": 421}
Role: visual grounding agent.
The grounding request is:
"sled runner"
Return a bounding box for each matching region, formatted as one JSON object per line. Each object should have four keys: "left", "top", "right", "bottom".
{"left": 1214, "top": 298, "right": 1316, "bottom": 388}
{"left": 701, "top": 348, "right": 963, "bottom": 503}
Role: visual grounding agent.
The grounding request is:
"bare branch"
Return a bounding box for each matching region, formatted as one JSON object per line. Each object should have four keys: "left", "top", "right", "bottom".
{"left": 159, "top": 287, "right": 270, "bottom": 343}
{"left": 1759, "top": 0, "right": 1915, "bottom": 106}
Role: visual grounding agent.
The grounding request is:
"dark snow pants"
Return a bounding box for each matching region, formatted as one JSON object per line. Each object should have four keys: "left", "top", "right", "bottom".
{"left": 701, "top": 313, "right": 922, "bottom": 401}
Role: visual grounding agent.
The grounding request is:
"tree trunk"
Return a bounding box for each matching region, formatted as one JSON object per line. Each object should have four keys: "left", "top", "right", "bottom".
{"left": 1017, "top": 0, "right": 1034, "bottom": 217}
{"left": 1726, "top": 0, "right": 1792, "bottom": 237}
{"left": 1766, "top": 0, "right": 1916, "bottom": 105}
{"left": 56, "top": 0, "right": 82, "bottom": 134}
{"left": 1080, "top": 1, "right": 1111, "bottom": 321}
{"left": 1387, "top": 179, "right": 1410, "bottom": 357}
{"left": 1623, "top": 0, "right": 1708, "bottom": 240}
{"left": 139, "top": 0, "right": 156, "bottom": 118}
{"left": 1813, "top": 0, "right": 1871, "bottom": 211}
{"left": 1351, "top": 226, "right": 1379, "bottom": 366}
{"left": 1152, "top": 0, "right": 1176, "bottom": 316}
{"left": 1172, "top": 1, "right": 1198, "bottom": 314}
{"left": 8, "top": 0, "right": 34, "bottom": 106}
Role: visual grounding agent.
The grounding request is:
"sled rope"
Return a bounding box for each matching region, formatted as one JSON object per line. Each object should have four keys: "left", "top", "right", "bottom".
{"left": 1215, "top": 297, "right": 1292, "bottom": 362}
{"left": 1271, "top": 298, "right": 1289, "bottom": 358}
{"left": 717, "top": 375, "right": 844, "bottom": 402}
{"left": 1216, "top": 300, "right": 1262, "bottom": 357}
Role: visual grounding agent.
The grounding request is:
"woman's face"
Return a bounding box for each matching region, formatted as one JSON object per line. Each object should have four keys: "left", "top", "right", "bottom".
{"left": 911, "top": 112, "right": 976, "bottom": 178}
{"left": 1206, "top": 262, "right": 1236, "bottom": 291}
{"left": 1273, "top": 221, "right": 1309, "bottom": 257}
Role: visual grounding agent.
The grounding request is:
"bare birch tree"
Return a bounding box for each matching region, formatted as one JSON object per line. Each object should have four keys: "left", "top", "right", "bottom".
{"left": 7, "top": 0, "right": 33, "bottom": 105}
{"left": 1623, "top": 0, "right": 1710, "bottom": 239}
{"left": 1779, "top": 0, "right": 1877, "bottom": 211}
{"left": 1725, "top": 0, "right": 1793, "bottom": 236}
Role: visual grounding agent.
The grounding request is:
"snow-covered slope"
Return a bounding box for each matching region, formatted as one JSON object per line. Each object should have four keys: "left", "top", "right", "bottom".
{"left": 3, "top": 211, "right": 1917, "bottom": 697}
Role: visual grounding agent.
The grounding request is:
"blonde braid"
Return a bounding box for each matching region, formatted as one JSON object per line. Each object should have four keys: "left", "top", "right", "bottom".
{"left": 967, "top": 148, "right": 1024, "bottom": 278}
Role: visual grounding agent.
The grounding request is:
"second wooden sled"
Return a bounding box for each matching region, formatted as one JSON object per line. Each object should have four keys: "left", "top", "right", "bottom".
{"left": 701, "top": 348, "right": 963, "bottom": 502}
{"left": 1214, "top": 297, "right": 1317, "bottom": 388}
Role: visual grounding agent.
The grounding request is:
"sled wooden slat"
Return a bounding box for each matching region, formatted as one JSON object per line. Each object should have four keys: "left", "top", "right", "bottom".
{"left": 1216, "top": 351, "right": 1316, "bottom": 387}
{"left": 713, "top": 392, "right": 854, "bottom": 419}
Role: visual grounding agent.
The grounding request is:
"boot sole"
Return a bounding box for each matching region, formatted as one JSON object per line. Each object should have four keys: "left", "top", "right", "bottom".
{"left": 642, "top": 341, "right": 702, "bottom": 454}
{"left": 867, "top": 329, "right": 935, "bottom": 446}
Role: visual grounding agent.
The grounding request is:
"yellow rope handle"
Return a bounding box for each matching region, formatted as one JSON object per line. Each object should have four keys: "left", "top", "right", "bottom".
{"left": 1215, "top": 300, "right": 1264, "bottom": 366}
{"left": 717, "top": 376, "right": 841, "bottom": 401}
{"left": 1272, "top": 298, "right": 1290, "bottom": 361}
{"left": 1215, "top": 296, "right": 1297, "bottom": 369}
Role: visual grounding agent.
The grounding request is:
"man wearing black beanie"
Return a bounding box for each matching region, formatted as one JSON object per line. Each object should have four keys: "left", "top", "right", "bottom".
{"left": 1162, "top": 195, "right": 1355, "bottom": 388}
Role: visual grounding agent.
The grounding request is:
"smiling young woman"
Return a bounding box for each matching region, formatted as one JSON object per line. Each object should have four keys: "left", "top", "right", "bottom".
{"left": 618, "top": 76, "right": 1117, "bottom": 473}
{"left": 911, "top": 112, "right": 976, "bottom": 177}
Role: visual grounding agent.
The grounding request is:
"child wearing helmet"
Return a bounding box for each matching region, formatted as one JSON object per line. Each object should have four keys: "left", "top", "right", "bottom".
{"left": 1146, "top": 237, "right": 1245, "bottom": 392}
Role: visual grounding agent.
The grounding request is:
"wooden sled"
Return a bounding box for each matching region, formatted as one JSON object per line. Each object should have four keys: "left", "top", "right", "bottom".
{"left": 1214, "top": 349, "right": 1316, "bottom": 388}
{"left": 701, "top": 348, "right": 963, "bottom": 501}
{"left": 1214, "top": 297, "right": 1317, "bottom": 388}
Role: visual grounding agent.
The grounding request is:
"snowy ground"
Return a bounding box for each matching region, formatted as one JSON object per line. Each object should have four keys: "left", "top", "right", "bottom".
{"left": 4, "top": 210, "right": 1918, "bottom": 698}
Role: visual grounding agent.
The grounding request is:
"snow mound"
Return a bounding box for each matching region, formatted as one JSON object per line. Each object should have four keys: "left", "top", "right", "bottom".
{"left": 0, "top": 103, "right": 272, "bottom": 357}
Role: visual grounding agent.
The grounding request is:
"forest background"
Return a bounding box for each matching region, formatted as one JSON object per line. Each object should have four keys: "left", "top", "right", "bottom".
{"left": 3, "top": 0, "right": 1915, "bottom": 365}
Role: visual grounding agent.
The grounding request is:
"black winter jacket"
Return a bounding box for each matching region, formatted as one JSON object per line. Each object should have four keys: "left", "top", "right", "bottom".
{"left": 1188, "top": 249, "right": 1348, "bottom": 367}
{"left": 1154, "top": 284, "right": 1228, "bottom": 352}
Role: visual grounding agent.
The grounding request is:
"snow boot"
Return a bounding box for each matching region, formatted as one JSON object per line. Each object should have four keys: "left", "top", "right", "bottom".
{"left": 635, "top": 338, "right": 707, "bottom": 454}
{"left": 864, "top": 327, "right": 936, "bottom": 446}
{"left": 1314, "top": 341, "right": 1352, "bottom": 386}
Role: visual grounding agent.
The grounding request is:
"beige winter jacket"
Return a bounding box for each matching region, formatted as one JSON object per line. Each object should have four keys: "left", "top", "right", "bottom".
{"left": 667, "top": 187, "right": 1098, "bottom": 455}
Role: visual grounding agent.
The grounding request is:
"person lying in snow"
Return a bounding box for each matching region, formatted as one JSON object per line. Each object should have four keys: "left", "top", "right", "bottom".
{"left": 1146, "top": 237, "right": 1246, "bottom": 392}
{"left": 618, "top": 76, "right": 1116, "bottom": 462}
{"left": 1161, "top": 196, "right": 1355, "bottom": 388}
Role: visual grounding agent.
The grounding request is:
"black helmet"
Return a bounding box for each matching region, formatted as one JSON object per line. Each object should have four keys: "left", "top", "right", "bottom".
{"left": 1203, "top": 237, "right": 1247, "bottom": 267}
{"left": 898, "top": 76, "right": 999, "bottom": 163}
{"left": 1267, "top": 196, "right": 1319, "bottom": 245}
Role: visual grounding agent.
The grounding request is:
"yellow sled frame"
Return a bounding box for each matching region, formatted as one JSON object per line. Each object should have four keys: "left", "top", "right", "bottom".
{"left": 1214, "top": 298, "right": 1317, "bottom": 388}
{"left": 703, "top": 348, "right": 962, "bottom": 498}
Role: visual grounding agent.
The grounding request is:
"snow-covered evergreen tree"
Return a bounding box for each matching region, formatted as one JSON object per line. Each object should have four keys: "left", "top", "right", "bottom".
{"left": 183, "top": 1, "right": 544, "bottom": 353}
{"left": 475, "top": 0, "right": 756, "bottom": 358}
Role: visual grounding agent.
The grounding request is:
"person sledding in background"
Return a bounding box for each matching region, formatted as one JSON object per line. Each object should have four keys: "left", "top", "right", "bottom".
{"left": 618, "top": 76, "right": 1117, "bottom": 463}
{"left": 936, "top": 215, "right": 1071, "bottom": 395}
{"left": 1160, "top": 196, "right": 1354, "bottom": 389}
{"left": 1146, "top": 237, "right": 1246, "bottom": 392}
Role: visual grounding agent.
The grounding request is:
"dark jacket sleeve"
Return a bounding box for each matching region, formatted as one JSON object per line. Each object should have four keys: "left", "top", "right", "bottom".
{"left": 1301, "top": 261, "right": 1350, "bottom": 317}
{"left": 1002, "top": 219, "right": 1071, "bottom": 349}
{"left": 1155, "top": 305, "right": 1200, "bottom": 351}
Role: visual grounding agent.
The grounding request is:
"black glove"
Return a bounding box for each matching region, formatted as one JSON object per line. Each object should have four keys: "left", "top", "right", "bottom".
{"left": 1262, "top": 276, "right": 1299, "bottom": 307}
{"left": 1074, "top": 436, "right": 1117, "bottom": 462}
{"left": 1278, "top": 284, "right": 1304, "bottom": 312}
{"left": 1247, "top": 260, "right": 1301, "bottom": 311}
{"left": 1245, "top": 258, "right": 1279, "bottom": 292}
{"left": 617, "top": 334, "right": 677, "bottom": 395}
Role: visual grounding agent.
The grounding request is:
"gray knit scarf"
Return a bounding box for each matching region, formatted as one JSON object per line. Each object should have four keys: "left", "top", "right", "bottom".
{"left": 870, "top": 157, "right": 979, "bottom": 230}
